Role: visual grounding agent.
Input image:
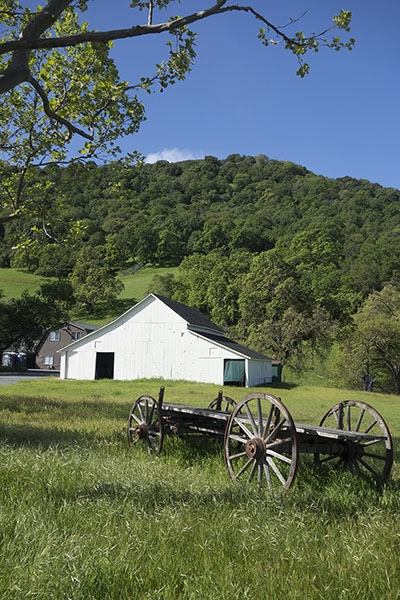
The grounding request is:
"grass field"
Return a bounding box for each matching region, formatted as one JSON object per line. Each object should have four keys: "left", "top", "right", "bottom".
{"left": 0, "top": 268, "right": 54, "bottom": 300}
{"left": 0, "top": 266, "right": 177, "bottom": 325}
{"left": 120, "top": 266, "right": 177, "bottom": 301}
{"left": 0, "top": 378, "right": 399, "bottom": 599}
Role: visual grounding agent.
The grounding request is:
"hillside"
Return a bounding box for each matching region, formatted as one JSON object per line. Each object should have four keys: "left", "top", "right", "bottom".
{"left": 2, "top": 155, "right": 400, "bottom": 298}
{"left": 1, "top": 155, "right": 400, "bottom": 392}
{"left": 0, "top": 266, "right": 177, "bottom": 325}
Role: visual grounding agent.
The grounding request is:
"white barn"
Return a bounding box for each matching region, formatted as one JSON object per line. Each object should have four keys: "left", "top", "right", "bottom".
{"left": 58, "top": 294, "right": 272, "bottom": 387}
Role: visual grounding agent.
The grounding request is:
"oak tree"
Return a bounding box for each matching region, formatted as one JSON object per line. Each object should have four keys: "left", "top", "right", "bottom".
{"left": 333, "top": 286, "right": 400, "bottom": 394}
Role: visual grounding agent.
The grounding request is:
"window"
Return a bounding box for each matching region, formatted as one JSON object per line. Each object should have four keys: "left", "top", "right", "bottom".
{"left": 49, "top": 331, "right": 60, "bottom": 342}
{"left": 43, "top": 356, "right": 54, "bottom": 366}
{"left": 71, "top": 331, "right": 82, "bottom": 341}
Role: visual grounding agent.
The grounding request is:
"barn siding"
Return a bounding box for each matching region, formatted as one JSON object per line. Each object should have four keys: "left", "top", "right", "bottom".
{"left": 59, "top": 295, "right": 272, "bottom": 386}
{"left": 246, "top": 359, "right": 272, "bottom": 387}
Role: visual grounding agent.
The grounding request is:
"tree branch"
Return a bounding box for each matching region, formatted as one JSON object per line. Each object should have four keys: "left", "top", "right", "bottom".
{"left": 0, "top": 2, "right": 295, "bottom": 55}
{"left": 27, "top": 74, "right": 93, "bottom": 140}
{"left": 148, "top": 0, "right": 153, "bottom": 26}
{"left": 0, "top": 0, "right": 73, "bottom": 93}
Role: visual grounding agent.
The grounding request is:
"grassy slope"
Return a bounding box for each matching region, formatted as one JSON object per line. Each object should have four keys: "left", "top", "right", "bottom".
{"left": 0, "top": 266, "right": 177, "bottom": 325}
{"left": 79, "top": 266, "right": 177, "bottom": 326}
{"left": 0, "top": 267, "right": 54, "bottom": 300}
{"left": 0, "top": 378, "right": 399, "bottom": 599}
{"left": 119, "top": 266, "right": 177, "bottom": 301}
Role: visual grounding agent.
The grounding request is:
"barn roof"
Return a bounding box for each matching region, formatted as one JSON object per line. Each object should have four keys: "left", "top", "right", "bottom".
{"left": 194, "top": 331, "right": 272, "bottom": 360}
{"left": 153, "top": 294, "right": 224, "bottom": 333}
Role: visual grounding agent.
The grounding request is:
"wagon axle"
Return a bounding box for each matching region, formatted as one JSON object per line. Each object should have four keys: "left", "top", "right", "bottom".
{"left": 338, "top": 440, "right": 357, "bottom": 460}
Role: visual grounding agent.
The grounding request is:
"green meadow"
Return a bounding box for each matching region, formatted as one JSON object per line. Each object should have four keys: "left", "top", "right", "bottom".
{"left": 0, "top": 268, "right": 53, "bottom": 301}
{"left": 0, "top": 378, "right": 399, "bottom": 599}
{"left": 0, "top": 266, "right": 177, "bottom": 325}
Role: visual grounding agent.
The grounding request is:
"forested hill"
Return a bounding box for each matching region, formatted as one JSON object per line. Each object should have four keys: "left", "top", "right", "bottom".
{"left": 3, "top": 153, "right": 400, "bottom": 300}
{"left": 3, "top": 154, "right": 400, "bottom": 390}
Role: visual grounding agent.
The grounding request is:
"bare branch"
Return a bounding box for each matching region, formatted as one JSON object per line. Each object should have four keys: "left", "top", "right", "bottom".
{"left": 148, "top": 0, "right": 153, "bottom": 26}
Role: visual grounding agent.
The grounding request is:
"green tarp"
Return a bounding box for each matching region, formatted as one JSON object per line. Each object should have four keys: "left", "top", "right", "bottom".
{"left": 224, "top": 359, "right": 245, "bottom": 383}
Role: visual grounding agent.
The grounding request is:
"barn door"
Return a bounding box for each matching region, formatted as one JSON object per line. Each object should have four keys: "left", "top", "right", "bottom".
{"left": 95, "top": 352, "right": 115, "bottom": 379}
{"left": 224, "top": 359, "right": 246, "bottom": 386}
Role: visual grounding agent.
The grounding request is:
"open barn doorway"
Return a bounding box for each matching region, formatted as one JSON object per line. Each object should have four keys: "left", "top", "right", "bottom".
{"left": 224, "top": 359, "right": 246, "bottom": 387}
{"left": 95, "top": 352, "right": 115, "bottom": 379}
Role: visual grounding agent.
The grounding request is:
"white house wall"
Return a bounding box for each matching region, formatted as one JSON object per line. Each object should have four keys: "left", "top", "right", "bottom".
{"left": 59, "top": 296, "right": 272, "bottom": 386}
{"left": 246, "top": 359, "right": 272, "bottom": 387}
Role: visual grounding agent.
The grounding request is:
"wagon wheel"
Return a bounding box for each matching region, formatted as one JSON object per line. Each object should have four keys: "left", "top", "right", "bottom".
{"left": 224, "top": 393, "right": 298, "bottom": 494}
{"left": 314, "top": 400, "right": 393, "bottom": 483}
{"left": 127, "top": 395, "right": 164, "bottom": 455}
{"left": 208, "top": 395, "right": 237, "bottom": 412}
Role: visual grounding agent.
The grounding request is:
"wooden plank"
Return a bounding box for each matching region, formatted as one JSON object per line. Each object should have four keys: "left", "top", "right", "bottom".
{"left": 157, "top": 401, "right": 231, "bottom": 422}
{"left": 139, "top": 401, "right": 387, "bottom": 442}
{"left": 294, "top": 422, "right": 386, "bottom": 442}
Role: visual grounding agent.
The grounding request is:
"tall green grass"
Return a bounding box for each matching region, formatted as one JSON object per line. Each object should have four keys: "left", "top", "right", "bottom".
{"left": 0, "top": 379, "right": 399, "bottom": 599}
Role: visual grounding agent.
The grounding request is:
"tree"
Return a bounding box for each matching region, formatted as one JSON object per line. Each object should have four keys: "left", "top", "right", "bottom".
{"left": 333, "top": 286, "right": 400, "bottom": 394}
{"left": 243, "top": 305, "right": 333, "bottom": 371}
{"left": 236, "top": 250, "right": 334, "bottom": 370}
{"left": 0, "top": 1, "right": 354, "bottom": 231}
{"left": 286, "top": 227, "right": 359, "bottom": 321}
{"left": 0, "top": 281, "right": 71, "bottom": 352}
{"left": 69, "top": 248, "right": 124, "bottom": 313}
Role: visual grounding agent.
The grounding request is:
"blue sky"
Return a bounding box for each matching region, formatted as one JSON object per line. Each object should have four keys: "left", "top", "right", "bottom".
{"left": 62, "top": 1, "right": 400, "bottom": 189}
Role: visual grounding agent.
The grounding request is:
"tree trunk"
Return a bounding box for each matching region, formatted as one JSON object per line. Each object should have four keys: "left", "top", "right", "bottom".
{"left": 361, "top": 373, "right": 376, "bottom": 392}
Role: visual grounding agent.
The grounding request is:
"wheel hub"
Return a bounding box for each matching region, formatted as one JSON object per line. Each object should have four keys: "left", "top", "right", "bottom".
{"left": 134, "top": 423, "right": 149, "bottom": 440}
{"left": 338, "top": 440, "right": 364, "bottom": 461}
{"left": 245, "top": 437, "right": 266, "bottom": 460}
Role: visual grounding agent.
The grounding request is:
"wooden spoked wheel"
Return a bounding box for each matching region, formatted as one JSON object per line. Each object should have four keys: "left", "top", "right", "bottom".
{"left": 127, "top": 395, "right": 164, "bottom": 455}
{"left": 314, "top": 400, "right": 393, "bottom": 483}
{"left": 224, "top": 393, "right": 298, "bottom": 494}
{"left": 208, "top": 395, "right": 236, "bottom": 412}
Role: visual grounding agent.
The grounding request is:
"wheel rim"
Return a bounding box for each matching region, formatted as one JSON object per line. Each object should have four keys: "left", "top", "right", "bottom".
{"left": 314, "top": 400, "right": 393, "bottom": 483}
{"left": 224, "top": 393, "right": 298, "bottom": 494}
{"left": 127, "top": 395, "right": 163, "bottom": 455}
{"left": 208, "top": 396, "right": 236, "bottom": 412}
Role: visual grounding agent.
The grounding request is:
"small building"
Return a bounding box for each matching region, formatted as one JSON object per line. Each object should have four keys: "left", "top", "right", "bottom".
{"left": 58, "top": 294, "right": 272, "bottom": 387}
{"left": 35, "top": 321, "right": 99, "bottom": 370}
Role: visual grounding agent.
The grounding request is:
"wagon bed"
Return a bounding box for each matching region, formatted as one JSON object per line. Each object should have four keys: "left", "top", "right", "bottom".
{"left": 127, "top": 388, "right": 393, "bottom": 494}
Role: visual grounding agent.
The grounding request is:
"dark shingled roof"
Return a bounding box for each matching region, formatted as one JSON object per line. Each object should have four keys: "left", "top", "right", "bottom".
{"left": 69, "top": 321, "right": 99, "bottom": 333}
{"left": 153, "top": 294, "right": 224, "bottom": 333}
{"left": 197, "top": 332, "right": 272, "bottom": 360}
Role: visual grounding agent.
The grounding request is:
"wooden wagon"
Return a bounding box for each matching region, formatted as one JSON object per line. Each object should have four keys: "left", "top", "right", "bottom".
{"left": 127, "top": 387, "right": 393, "bottom": 494}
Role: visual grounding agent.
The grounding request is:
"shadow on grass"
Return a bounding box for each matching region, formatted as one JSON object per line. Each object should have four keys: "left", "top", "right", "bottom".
{"left": 75, "top": 468, "right": 400, "bottom": 516}
{"left": 76, "top": 480, "right": 260, "bottom": 509}
{"left": 0, "top": 422, "right": 103, "bottom": 449}
{"left": 2, "top": 424, "right": 399, "bottom": 515}
{"left": 261, "top": 382, "right": 299, "bottom": 390}
{"left": 0, "top": 395, "right": 132, "bottom": 422}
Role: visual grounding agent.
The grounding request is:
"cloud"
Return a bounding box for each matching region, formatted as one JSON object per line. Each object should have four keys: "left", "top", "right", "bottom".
{"left": 145, "top": 148, "right": 205, "bottom": 164}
